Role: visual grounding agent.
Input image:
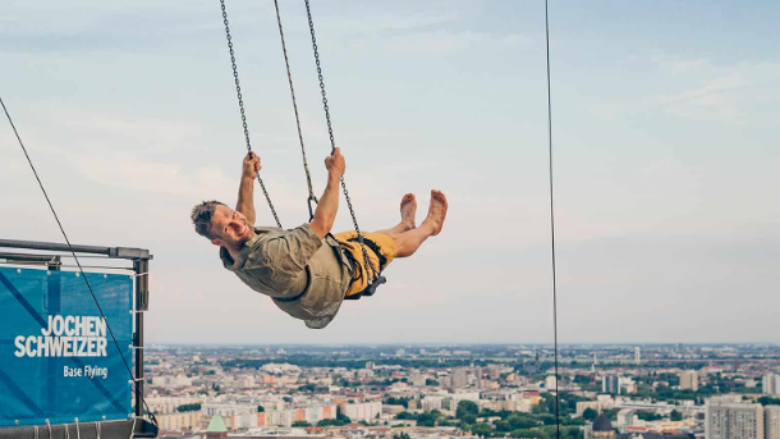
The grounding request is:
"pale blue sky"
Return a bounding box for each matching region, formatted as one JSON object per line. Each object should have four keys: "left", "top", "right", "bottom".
{"left": 1, "top": 0, "right": 778, "bottom": 344}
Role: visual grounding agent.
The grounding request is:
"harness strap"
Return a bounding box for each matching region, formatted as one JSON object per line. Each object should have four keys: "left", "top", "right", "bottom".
{"left": 341, "top": 236, "right": 385, "bottom": 301}
{"left": 346, "top": 237, "right": 387, "bottom": 272}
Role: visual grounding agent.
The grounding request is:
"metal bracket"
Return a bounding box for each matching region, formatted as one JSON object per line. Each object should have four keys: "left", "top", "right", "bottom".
{"left": 109, "top": 247, "right": 151, "bottom": 260}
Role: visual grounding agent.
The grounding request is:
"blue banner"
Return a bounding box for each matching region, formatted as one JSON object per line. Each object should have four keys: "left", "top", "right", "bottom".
{"left": 0, "top": 266, "right": 133, "bottom": 427}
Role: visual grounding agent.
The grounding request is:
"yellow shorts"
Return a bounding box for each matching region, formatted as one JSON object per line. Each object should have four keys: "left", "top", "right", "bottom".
{"left": 332, "top": 231, "right": 397, "bottom": 297}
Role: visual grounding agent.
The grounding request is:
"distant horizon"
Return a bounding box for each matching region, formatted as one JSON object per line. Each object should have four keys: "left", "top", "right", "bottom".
{"left": 145, "top": 341, "right": 780, "bottom": 347}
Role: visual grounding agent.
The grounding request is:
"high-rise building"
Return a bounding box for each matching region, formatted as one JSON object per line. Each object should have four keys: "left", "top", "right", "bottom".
{"left": 452, "top": 368, "right": 468, "bottom": 389}
{"left": 635, "top": 347, "right": 641, "bottom": 365}
{"left": 766, "top": 406, "right": 780, "bottom": 439}
{"left": 680, "top": 371, "right": 699, "bottom": 391}
{"left": 764, "top": 374, "right": 780, "bottom": 396}
{"left": 487, "top": 364, "right": 501, "bottom": 380}
{"left": 618, "top": 376, "right": 637, "bottom": 394}
{"left": 706, "top": 398, "right": 764, "bottom": 439}
{"left": 409, "top": 373, "right": 427, "bottom": 387}
{"left": 545, "top": 375, "right": 558, "bottom": 391}
{"left": 422, "top": 397, "right": 443, "bottom": 412}
{"left": 603, "top": 375, "right": 621, "bottom": 395}
{"left": 340, "top": 402, "right": 382, "bottom": 422}
{"left": 441, "top": 397, "right": 457, "bottom": 411}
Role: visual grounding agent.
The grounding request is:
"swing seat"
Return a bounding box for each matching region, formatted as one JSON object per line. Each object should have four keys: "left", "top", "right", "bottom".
{"left": 362, "top": 275, "right": 386, "bottom": 297}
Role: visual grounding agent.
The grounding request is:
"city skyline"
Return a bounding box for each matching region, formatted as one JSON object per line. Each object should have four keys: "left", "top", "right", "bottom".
{"left": 139, "top": 342, "right": 780, "bottom": 437}
{"left": 2, "top": 0, "right": 779, "bottom": 344}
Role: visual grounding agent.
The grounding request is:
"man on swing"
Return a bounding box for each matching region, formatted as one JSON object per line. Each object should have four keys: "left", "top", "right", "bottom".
{"left": 191, "top": 150, "right": 448, "bottom": 329}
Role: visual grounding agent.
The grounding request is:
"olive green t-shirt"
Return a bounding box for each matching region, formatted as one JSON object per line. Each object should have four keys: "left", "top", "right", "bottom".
{"left": 219, "top": 223, "right": 353, "bottom": 329}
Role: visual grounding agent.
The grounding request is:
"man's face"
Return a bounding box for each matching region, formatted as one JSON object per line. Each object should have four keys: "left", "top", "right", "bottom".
{"left": 210, "top": 205, "right": 254, "bottom": 248}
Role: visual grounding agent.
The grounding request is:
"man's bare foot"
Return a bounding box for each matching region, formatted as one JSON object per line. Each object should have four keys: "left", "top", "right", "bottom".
{"left": 424, "top": 190, "right": 448, "bottom": 236}
{"left": 400, "top": 193, "right": 417, "bottom": 230}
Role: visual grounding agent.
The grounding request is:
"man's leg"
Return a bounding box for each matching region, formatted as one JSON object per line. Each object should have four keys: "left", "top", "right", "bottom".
{"left": 374, "top": 193, "right": 417, "bottom": 235}
{"left": 387, "top": 190, "right": 448, "bottom": 258}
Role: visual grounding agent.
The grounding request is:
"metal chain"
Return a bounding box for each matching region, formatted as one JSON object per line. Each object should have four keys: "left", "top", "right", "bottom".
{"left": 220, "top": 0, "right": 282, "bottom": 228}
{"left": 304, "top": 0, "right": 378, "bottom": 281}
{"left": 273, "top": 0, "right": 317, "bottom": 208}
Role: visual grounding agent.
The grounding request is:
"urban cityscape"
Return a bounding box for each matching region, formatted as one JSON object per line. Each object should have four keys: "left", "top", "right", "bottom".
{"left": 142, "top": 344, "right": 780, "bottom": 439}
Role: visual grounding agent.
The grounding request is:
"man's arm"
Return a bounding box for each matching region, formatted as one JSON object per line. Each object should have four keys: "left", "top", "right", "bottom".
{"left": 310, "top": 148, "right": 346, "bottom": 239}
{"left": 236, "top": 152, "right": 260, "bottom": 226}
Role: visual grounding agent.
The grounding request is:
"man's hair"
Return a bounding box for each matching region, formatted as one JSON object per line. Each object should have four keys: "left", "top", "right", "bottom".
{"left": 191, "top": 200, "right": 228, "bottom": 239}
